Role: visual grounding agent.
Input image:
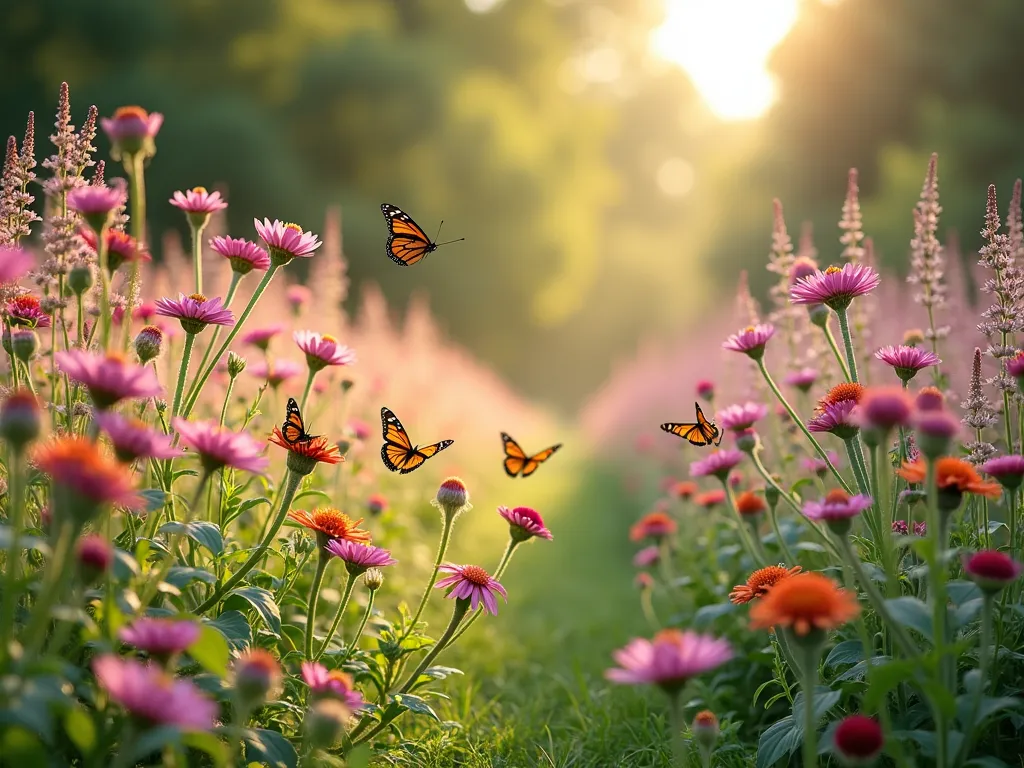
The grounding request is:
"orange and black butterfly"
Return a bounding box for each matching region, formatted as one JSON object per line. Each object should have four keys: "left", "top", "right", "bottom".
{"left": 282, "top": 397, "right": 320, "bottom": 445}
{"left": 380, "top": 407, "right": 454, "bottom": 474}
{"left": 660, "top": 402, "right": 722, "bottom": 447}
{"left": 381, "top": 203, "right": 464, "bottom": 267}
{"left": 501, "top": 433, "right": 562, "bottom": 478}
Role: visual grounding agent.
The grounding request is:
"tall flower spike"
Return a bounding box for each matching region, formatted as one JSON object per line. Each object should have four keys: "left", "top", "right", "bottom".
{"left": 977, "top": 184, "right": 1024, "bottom": 375}
{"left": 907, "top": 154, "right": 949, "bottom": 352}
{"left": 962, "top": 347, "right": 998, "bottom": 464}
{"left": 840, "top": 168, "right": 864, "bottom": 264}
{"left": 1008, "top": 178, "right": 1023, "bottom": 262}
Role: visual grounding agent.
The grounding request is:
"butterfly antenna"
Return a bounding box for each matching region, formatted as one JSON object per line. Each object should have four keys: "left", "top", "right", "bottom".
{"left": 433, "top": 219, "right": 464, "bottom": 247}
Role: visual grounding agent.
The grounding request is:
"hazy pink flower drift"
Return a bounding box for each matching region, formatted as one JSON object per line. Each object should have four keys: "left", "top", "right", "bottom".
{"left": 93, "top": 655, "right": 216, "bottom": 730}
{"left": 120, "top": 618, "right": 201, "bottom": 656}
{"left": 0, "top": 246, "right": 34, "bottom": 283}
{"left": 172, "top": 418, "right": 269, "bottom": 475}
{"left": 56, "top": 350, "right": 163, "bottom": 409}
{"left": 94, "top": 410, "right": 180, "bottom": 462}
{"left": 605, "top": 629, "right": 732, "bottom": 690}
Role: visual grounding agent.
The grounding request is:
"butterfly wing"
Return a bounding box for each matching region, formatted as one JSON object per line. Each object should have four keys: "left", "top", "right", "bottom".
{"left": 283, "top": 397, "right": 319, "bottom": 444}
{"left": 501, "top": 432, "right": 528, "bottom": 477}
{"left": 521, "top": 443, "right": 562, "bottom": 477}
{"left": 382, "top": 203, "right": 434, "bottom": 267}
{"left": 660, "top": 421, "right": 713, "bottom": 446}
{"left": 694, "top": 402, "right": 722, "bottom": 446}
{"left": 380, "top": 407, "right": 453, "bottom": 473}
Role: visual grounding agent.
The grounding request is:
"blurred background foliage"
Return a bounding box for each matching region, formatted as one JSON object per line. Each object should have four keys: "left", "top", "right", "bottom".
{"left": 3, "top": 0, "right": 1023, "bottom": 409}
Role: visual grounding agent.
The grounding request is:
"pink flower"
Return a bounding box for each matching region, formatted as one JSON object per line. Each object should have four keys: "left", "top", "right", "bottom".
{"left": 170, "top": 187, "right": 228, "bottom": 216}
{"left": 294, "top": 330, "right": 357, "bottom": 371}
{"left": 348, "top": 418, "right": 372, "bottom": 441}
{"left": 300, "top": 661, "right": 365, "bottom": 710}
{"left": 209, "top": 236, "right": 270, "bottom": 274}
{"left": 254, "top": 218, "right": 321, "bottom": 264}
{"left": 982, "top": 454, "right": 1024, "bottom": 490}
{"left": 717, "top": 402, "right": 768, "bottom": 432}
{"left": 875, "top": 345, "right": 941, "bottom": 383}
{"left": 722, "top": 324, "right": 775, "bottom": 359}
{"left": 6, "top": 294, "right": 50, "bottom": 328}
{"left": 120, "top": 617, "right": 201, "bottom": 656}
{"left": 963, "top": 550, "right": 1023, "bottom": 593}
{"left": 94, "top": 410, "right": 180, "bottom": 462}
{"left": 605, "top": 629, "right": 732, "bottom": 692}
{"left": 366, "top": 493, "right": 388, "bottom": 514}
{"left": 0, "top": 247, "right": 34, "bottom": 284}
{"left": 808, "top": 400, "right": 859, "bottom": 439}
{"left": 435, "top": 563, "right": 508, "bottom": 615}
{"left": 1008, "top": 351, "right": 1024, "bottom": 381}
{"left": 34, "top": 437, "right": 142, "bottom": 514}
{"left": 498, "top": 505, "right": 553, "bottom": 541}
{"left": 172, "top": 418, "right": 269, "bottom": 475}
{"left": 155, "top": 293, "right": 234, "bottom": 334}
{"left": 76, "top": 534, "right": 112, "bottom": 576}
{"left": 248, "top": 358, "right": 303, "bottom": 388}
{"left": 56, "top": 350, "right": 163, "bottom": 409}
{"left": 695, "top": 380, "right": 714, "bottom": 399}
{"left": 325, "top": 539, "right": 397, "bottom": 574}
{"left": 834, "top": 715, "right": 884, "bottom": 764}
{"left": 241, "top": 324, "right": 284, "bottom": 350}
{"left": 802, "top": 489, "right": 873, "bottom": 521}
{"left": 690, "top": 449, "right": 744, "bottom": 480}
{"left": 100, "top": 106, "right": 163, "bottom": 145}
{"left": 633, "top": 546, "right": 660, "bottom": 568}
{"left": 80, "top": 228, "right": 149, "bottom": 272}
{"left": 287, "top": 285, "right": 313, "bottom": 310}
{"left": 92, "top": 655, "right": 216, "bottom": 730}
{"left": 66, "top": 178, "right": 127, "bottom": 222}
{"left": 790, "top": 263, "right": 880, "bottom": 310}
{"left": 858, "top": 387, "right": 913, "bottom": 431}
{"left": 133, "top": 302, "right": 158, "bottom": 322}
{"left": 801, "top": 452, "right": 840, "bottom": 476}
{"left": 784, "top": 367, "right": 819, "bottom": 392}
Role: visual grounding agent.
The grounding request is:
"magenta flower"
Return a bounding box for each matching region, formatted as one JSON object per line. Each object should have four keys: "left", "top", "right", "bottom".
{"left": 294, "top": 330, "right": 357, "bottom": 372}
{"left": 66, "top": 179, "right": 127, "bottom": 228}
{"left": 892, "top": 520, "right": 909, "bottom": 536}
{"left": 348, "top": 418, "right": 372, "bottom": 441}
{"left": 120, "top": 618, "right": 201, "bottom": 656}
{"left": 0, "top": 247, "right": 34, "bottom": 284}
{"left": 802, "top": 490, "right": 873, "bottom": 522}
{"left": 1008, "top": 352, "right": 1024, "bottom": 381}
{"left": 248, "top": 358, "right": 303, "bottom": 388}
{"left": 722, "top": 324, "right": 775, "bottom": 359}
{"left": 325, "top": 539, "right": 397, "bottom": 574}
{"left": 172, "top": 418, "right": 269, "bottom": 475}
{"left": 241, "top": 324, "right": 284, "bottom": 350}
{"left": 808, "top": 400, "right": 859, "bottom": 439}
{"left": 435, "top": 563, "right": 508, "bottom": 615}
{"left": 914, "top": 521, "right": 927, "bottom": 536}
{"left": 858, "top": 387, "right": 913, "bottom": 431}
{"left": 300, "top": 661, "right": 365, "bottom": 710}
{"left": 633, "top": 546, "right": 660, "bottom": 568}
{"left": 498, "top": 505, "right": 553, "bottom": 541}
{"left": 605, "top": 629, "right": 732, "bottom": 692}
{"left": 790, "top": 263, "right": 880, "bottom": 311}
{"left": 690, "top": 449, "right": 745, "bottom": 480}
{"left": 287, "top": 285, "right": 313, "bottom": 310}
{"left": 6, "top": 294, "right": 51, "bottom": 328}
{"left": 695, "top": 380, "right": 714, "bottom": 399}
{"left": 155, "top": 293, "right": 234, "bottom": 334}
{"left": 963, "top": 550, "right": 1023, "bottom": 593}
{"left": 875, "top": 345, "right": 941, "bottom": 382}
{"left": 170, "top": 187, "right": 228, "bottom": 216}
{"left": 254, "top": 218, "right": 321, "bottom": 265}
{"left": 717, "top": 402, "right": 768, "bottom": 432}
{"left": 76, "top": 534, "right": 113, "bottom": 576}
{"left": 56, "top": 350, "right": 163, "bottom": 409}
{"left": 982, "top": 454, "right": 1024, "bottom": 490}
{"left": 784, "top": 367, "right": 819, "bottom": 392}
{"left": 80, "top": 227, "right": 149, "bottom": 272}
{"left": 210, "top": 236, "right": 270, "bottom": 275}
{"left": 92, "top": 655, "right": 217, "bottom": 730}
{"left": 100, "top": 106, "right": 163, "bottom": 151}
{"left": 94, "top": 410, "right": 180, "bottom": 462}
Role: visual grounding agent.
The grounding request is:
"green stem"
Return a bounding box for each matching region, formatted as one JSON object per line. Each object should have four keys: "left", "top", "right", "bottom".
{"left": 954, "top": 596, "right": 995, "bottom": 768}
{"left": 191, "top": 223, "right": 206, "bottom": 295}
{"left": 402, "top": 512, "right": 456, "bottom": 639}
{"left": 0, "top": 449, "right": 26, "bottom": 656}
{"left": 21, "top": 519, "right": 77, "bottom": 657}
{"left": 447, "top": 539, "right": 520, "bottom": 646}
{"left": 835, "top": 306, "right": 860, "bottom": 383}
{"left": 219, "top": 376, "right": 236, "bottom": 427}
{"left": 766, "top": 501, "right": 797, "bottom": 566}
{"left": 299, "top": 368, "right": 316, "bottom": 412}
{"left": 345, "top": 589, "right": 376, "bottom": 657}
{"left": 395, "top": 599, "right": 470, "bottom": 695}
{"left": 170, "top": 332, "right": 196, "bottom": 419}
{"left": 189, "top": 272, "right": 241, "bottom": 397}
{"left": 314, "top": 571, "right": 358, "bottom": 660}
{"left": 799, "top": 647, "right": 819, "bottom": 768}
{"left": 820, "top": 320, "right": 852, "bottom": 382}
{"left": 838, "top": 536, "right": 917, "bottom": 657}
{"left": 305, "top": 550, "right": 331, "bottom": 659}
{"left": 724, "top": 482, "right": 766, "bottom": 566}
{"left": 1008, "top": 488, "right": 1017, "bottom": 563}
{"left": 844, "top": 438, "right": 872, "bottom": 498}
{"left": 668, "top": 693, "right": 688, "bottom": 768}
{"left": 96, "top": 226, "right": 112, "bottom": 351}
{"left": 122, "top": 152, "right": 146, "bottom": 352}
{"left": 492, "top": 538, "right": 519, "bottom": 580}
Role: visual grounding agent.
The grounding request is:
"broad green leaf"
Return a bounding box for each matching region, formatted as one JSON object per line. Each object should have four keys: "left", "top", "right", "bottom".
{"left": 63, "top": 706, "right": 96, "bottom": 754}
{"left": 346, "top": 744, "right": 372, "bottom": 768}
{"left": 824, "top": 640, "right": 864, "bottom": 668}
{"left": 0, "top": 727, "right": 47, "bottom": 765}
{"left": 228, "top": 586, "right": 282, "bottom": 636}
{"left": 294, "top": 489, "right": 331, "bottom": 503}
{"left": 182, "top": 731, "right": 227, "bottom": 766}
{"left": 863, "top": 660, "right": 922, "bottom": 710}
{"left": 111, "top": 548, "right": 140, "bottom": 581}
{"left": 166, "top": 566, "right": 218, "bottom": 588}
{"left": 127, "top": 726, "right": 182, "bottom": 762}
{"left": 966, "top": 757, "right": 1010, "bottom": 767}
{"left": 892, "top": 729, "right": 964, "bottom": 758}
{"left": 756, "top": 716, "right": 801, "bottom": 768}
{"left": 207, "top": 610, "right": 252, "bottom": 650}
{"left": 243, "top": 728, "right": 298, "bottom": 768}
{"left": 140, "top": 488, "right": 168, "bottom": 513}
{"left": 160, "top": 521, "right": 224, "bottom": 556}
{"left": 0, "top": 526, "right": 51, "bottom": 555}
{"left": 693, "top": 602, "right": 737, "bottom": 626}
{"left": 393, "top": 693, "right": 440, "bottom": 721}
{"left": 835, "top": 656, "right": 891, "bottom": 682}
{"left": 884, "top": 597, "right": 933, "bottom": 642}
{"left": 421, "top": 665, "right": 463, "bottom": 680}
{"left": 953, "top": 598, "right": 985, "bottom": 629}
{"left": 188, "top": 625, "right": 231, "bottom": 677}
{"left": 947, "top": 580, "right": 983, "bottom": 606}
{"left": 956, "top": 694, "right": 1021, "bottom": 730}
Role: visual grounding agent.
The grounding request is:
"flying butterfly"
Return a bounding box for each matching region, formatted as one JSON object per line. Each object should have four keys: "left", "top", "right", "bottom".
{"left": 381, "top": 203, "right": 464, "bottom": 267}
{"left": 660, "top": 402, "right": 723, "bottom": 447}
{"left": 281, "top": 397, "right": 320, "bottom": 445}
{"left": 380, "top": 407, "right": 454, "bottom": 474}
{"left": 501, "top": 433, "right": 562, "bottom": 478}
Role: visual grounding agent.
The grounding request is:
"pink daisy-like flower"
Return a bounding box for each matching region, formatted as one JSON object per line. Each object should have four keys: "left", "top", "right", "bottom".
{"left": 92, "top": 655, "right": 216, "bottom": 731}
{"left": 0, "top": 246, "right": 34, "bottom": 284}
{"left": 248, "top": 358, "right": 303, "bottom": 388}
{"left": 690, "top": 449, "right": 745, "bottom": 480}
{"left": 435, "top": 563, "right": 508, "bottom": 615}
{"left": 982, "top": 454, "right": 1024, "bottom": 490}
{"left": 784, "top": 367, "right": 819, "bottom": 392}
{"left": 94, "top": 411, "right": 180, "bottom": 462}
{"left": 790, "top": 263, "right": 881, "bottom": 311}
{"left": 241, "top": 324, "right": 284, "bottom": 350}
{"left": 717, "top": 402, "right": 768, "bottom": 432}
{"left": 633, "top": 545, "right": 660, "bottom": 568}
{"left": 808, "top": 400, "right": 859, "bottom": 439}
{"left": 605, "top": 629, "right": 732, "bottom": 693}
{"left": 498, "top": 505, "right": 553, "bottom": 541}
{"left": 172, "top": 418, "right": 269, "bottom": 475}
{"left": 300, "top": 661, "right": 365, "bottom": 710}
{"left": 875, "top": 345, "right": 941, "bottom": 383}
{"left": 66, "top": 179, "right": 127, "bottom": 226}
{"left": 963, "top": 550, "right": 1023, "bottom": 593}
{"left": 722, "top": 324, "right": 775, "bottom": 359}
{"left": 287, "top": 285, "right": 313, "bottom": 310}
{"left": 209, "top": 236, "right": 270, "bottom": 275}
{"left": 56, "top": 350, "right": 163, "bottom": 409}
{"left": 155, "top": 293, "right": 234, "bottom": 334}
{"left": 120, "top": 618, "right": 201, "bottom": 656}
{"left": 802, "top": 489, "right": 873, "bottom": 522}
{"left": 100, "top": 106, "right": 163, "bottom": 153}
{"left": 133, "top": 302, "right": 158, "bottom": 323}
{"left": 1007, "top": 351, "right": 1024, "bottom": 381}
{"left": 801, "top": 451, "right": 841, "bottom": 477}
{"left": 348, "top": 418, "right": 372, "bottom": 441}
{"left": 255, "top": 218, "right": 321, "bottom": 265}
{"left": 80, "top": 228, "right": 150, "bottom": 272}
{"left": 170, "top": 186, "right": 227, "bottom": 216}
{"left": 294, "top": 330, "right": 357, "bottom": 372}
{"left": 6, "top": 294, "right": 51, "bottom": 328}
{"left": 857, "top": 387, "right": 913, "bottom": 431}
{"left": 325, "top": 539, "right": 397, "bottom": 575}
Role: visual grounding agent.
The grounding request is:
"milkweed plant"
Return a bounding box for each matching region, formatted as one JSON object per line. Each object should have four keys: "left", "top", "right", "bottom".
{"left": 620, "top": 159, "right": 1024, "bottom": 766}
{"left": 0, "top": 85, "right": 556, "bottom": 766}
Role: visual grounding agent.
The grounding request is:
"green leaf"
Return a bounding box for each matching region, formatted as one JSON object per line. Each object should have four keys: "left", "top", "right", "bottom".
{"left": 893, "top": 729, "right": 964, "bottom": 758}
{"left": 793, "top": 542, "right": 827, "bottom": 553}
{"left": 947, "top": 580, "right": 983, "bottom": 606}
{"left": 127, "top": 726, "right": 182, "bottom": 762}
{"left": 207, "top": 610, "right": 252, "bottom": 651}
{"left": 693, "top": 602, "right": 737, "bottom": 626}
{"left": 188, "top": 625, "right": 230, "bottom": 677}
{"left": 835, "top": 656, "right": 891, "bottom": 682}
{"left": 884, "top": 596, "right": 933, "bottom": 642}
{"left": 863, "top": 660, "right": 920, "bottom": 710}
{"left": 111, "top": 549, "right": 139, "bottom": 581}
{"left": 63, "top": 706, "right": 96, "bottom": 754}
{"left": 824, "top": 640, "right": 864, "bottom": 668}
{"left": 182, "top": 731, "right": 227, "bottom": 767}
{"left": 0, "top": 526, "right": 51, "bottom": 555}
{"left": 228, "top": 586, "right": 281, "bottom": 636}
{"left": 166, "top": 566, "right": 218, "bottom": 588}
{"left": 225, "top": 497, "right": 271, "bottom": 527}
{"left": 160, "top": 521, "right": 224, "bottom": 556}
{"left": 140, "top": 488, "right": 168, "bottom": 513}
{"left": 294, "top": 489, "right": 331, "bottom": 504}
{"left": 953, "top": 598, "right": 985, "bottom": 629}
{"left": 243, "top": 728, "right": 298, "bottom": 768}
{"left": 393, "top": 693, "right": 440, "bottom": 721}
{"left": 966, "top": 758, "right": 1009, "bottom": 768}
{"left": 793, "top": 686, "right": 842, "bottom": 722}
{"left": 421, "top": 665, "right": 463, "bottom": 680}
{"left": 790, "top": 477, "right": 814, "bottom": 496}
{"left": 956, "top": 694, "right": 1022, "bottom": 729}
{"left": 173, "top": 468, "right": 200, "bottom": 480}
{"left": 345, "top": 744, "right": 373, "bottom": 768}
{"left": 756, "top": 716, "right": 801, "bottom": 768}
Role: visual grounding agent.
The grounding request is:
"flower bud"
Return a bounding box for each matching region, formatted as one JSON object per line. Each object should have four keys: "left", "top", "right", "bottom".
{"left": 914, "top": 412, "right": 959, "bottom": 460}
{"left": 433, "top": 476, "right": 470, "bottom": 521}
{"left": 364, "top": 567, "right": 384, "bottom": 591}
{"left": 335, "top": 439, "right": 351, "bottom": 456}
{"left": 68, "top": 263, "right": 95, "bottom": 295}
{"left": 234, "top": 649, "right": 282, "bottom": 707}
{"left": 695, "top": 380, "right": 714, "bottom": 401}
{"left": 366, "top": 493, "right": 388, "bottom": 516}
{"left": 735, "top": 427, "right": 758, "bottom": 453}
{"left": 304, "top": 698, "right": 350, "bottom": 750}
{"left": 11, "top": 329, "right": 38, "bottom": 362}
{"left": 963, "top": 550, "right": 1023, "bottom": 595}
{"left": 902, "top": 328, "right": 925, "bottom": 346}
{"left": 808, "top": 303, "right": 831, "bottom": 327}
{"left": 341, "top": 378, "right": 355, "bottom": 393}
{"left": 0, "top": 391, "right": 41, "bottom": 448}
{"left": 833, "top": 714, "right": 883, "bottom": 766}
{"left": 764, "top": 481, "right": 780, "bottom": 509}
{"left": 155, "top": 398, "right": 168, "bottom": 414}
{"left": 227, "top": 351, "right": 247, "bottom": 378}
{"left": 691, "top": 710, "right": 720, "bottom": 751}
{"left": 134, "top": 325, "right": 163, "bottom": 364}
{"left": 76, "top": 534, "right": 112, "bottom": 584}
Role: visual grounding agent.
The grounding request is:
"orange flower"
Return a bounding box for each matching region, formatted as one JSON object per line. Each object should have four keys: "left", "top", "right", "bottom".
{"left": 817, "top": 382, "right": 865, "bottom": 412}
{"left": 289, "top": 508, "right": 371, "bottom": 545}
{"left": 898, "top": 457, "right": 1002, "bottom": 500}
{"left": 629, "top": 511, "right": 677, "bottom": 542}
{"left": 735, "top": 491, "right": 767, "bottom": 516}
{"left": 34, "top": 436, "right": 140, "bottom": 516}
{"left": 269, "top": 427, "right": 344, "bottom": 465}
{"left": 749, "top": 572, "right": 859, "bottom": 635}
{"left": 730, "top": 565, "right": 802, "bottom": 604}
{"left": 673, "top": 480, "right": 698, "bottom": 500}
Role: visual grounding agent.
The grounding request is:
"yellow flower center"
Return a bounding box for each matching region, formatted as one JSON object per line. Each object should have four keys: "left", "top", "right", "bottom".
{"left": 322, "top": 334, "right": 337, "bottom": 344}
{"left": 192, "top": 186, "right": 208, "bottom": 195}
{"left": 825, "top": 265, "right": 842, "bottom": 274}
{"left": 284, "top": 222, "right": 303, "bottom": 233}
{"left": 114, "top": 106, "right": 149, "bottom": 120}
{"left": 825, "top": 489, "right": 850, "bottom": 504}
{"left": 189, "top": 293, "right": 208, "bottom": 303}
{"left": 744, "top": 325, "right": 756, "bottom": 333}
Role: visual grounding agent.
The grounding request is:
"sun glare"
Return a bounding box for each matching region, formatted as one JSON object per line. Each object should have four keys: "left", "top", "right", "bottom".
{"left": 651, "top": 0, "right": 801, "bottom": 121}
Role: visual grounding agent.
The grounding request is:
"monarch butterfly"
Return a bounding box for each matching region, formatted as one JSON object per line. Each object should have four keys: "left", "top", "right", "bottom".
{"left": 501, "top": 433, "right": 562, "bottom": 478}
{"left": 381, "top": 203, "right": 464, "bottom": 266}
{"left": 380, "top": 406, "right": 454, "bottom": 474}
{"left": 282, "top": 397, "right": 320, "bottom": 445}
{"left": 660, "top": 402, "right": 723, "bottom": 447}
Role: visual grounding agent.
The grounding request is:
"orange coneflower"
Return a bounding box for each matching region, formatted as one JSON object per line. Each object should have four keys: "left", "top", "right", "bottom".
{"left": 898, "top": 457, "right": 1002, "bottom": 500}
{"left": 629, "top": 511, "right": 677, "bottom": 542}
{"left": 270, "top": 428, "right": 344, "bottom": 467}
{"left": 816, "top": 382, "right": 865, "bottom": 413}
{"left": 749, "top": 572, "right": 859, "bottom": 636}
{"left": 734, "top": 491, "right": 767, "bottom": 517}
{"left": 729, "top": 565, "right": 802, "bottom": 604}
{"left": 289, "top": 508, "right": 371, "bottom": 547}
{"left": 34, "top": 436, "right": 141, "bottom": 521}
